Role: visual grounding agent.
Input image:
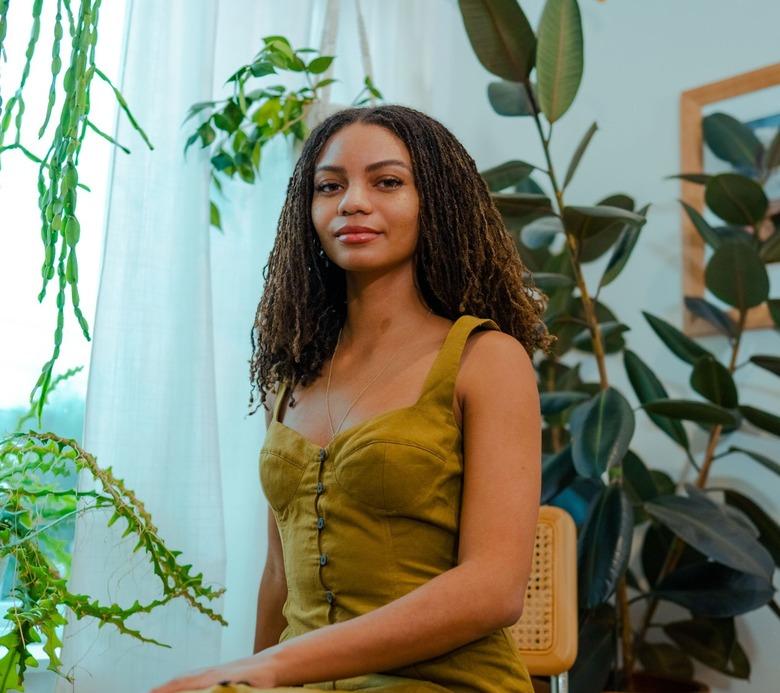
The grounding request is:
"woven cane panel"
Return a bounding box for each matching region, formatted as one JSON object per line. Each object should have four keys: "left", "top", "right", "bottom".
{"left": 508, "top": 521, "right": 554, "bottom": 651}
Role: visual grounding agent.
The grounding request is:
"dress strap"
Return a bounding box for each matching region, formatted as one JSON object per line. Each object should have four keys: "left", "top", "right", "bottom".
{"left": 272, "top": 380, "right": 290, "bottom": 424}
{"left": 418, "top": 315, "right": 501, "bottom": 411}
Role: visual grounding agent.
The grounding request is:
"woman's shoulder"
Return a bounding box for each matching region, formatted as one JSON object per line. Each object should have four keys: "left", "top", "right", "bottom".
{"left": 458, "top": 324, "right": 535, "bottom": 405}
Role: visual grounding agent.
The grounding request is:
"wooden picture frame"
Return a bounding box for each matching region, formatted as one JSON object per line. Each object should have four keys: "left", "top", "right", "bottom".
{"left": 679, "top": 62, "right": 780, "bottom": 336}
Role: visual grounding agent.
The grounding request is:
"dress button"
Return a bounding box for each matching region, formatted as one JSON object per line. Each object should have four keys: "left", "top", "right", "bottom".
{"left": 325, "top": 590, "right": 335, "bottom": 604}
{"left": 317, "top": 516, "right": 325, "bottom": 530}
{"left": 316, "top": 481, "right": 324, "bottom": 494}
{"left": 319, "top": 553, "right": 328, "bottom": 566}
{"left": 319, "top": 448, "right": 328, "bottom": 462}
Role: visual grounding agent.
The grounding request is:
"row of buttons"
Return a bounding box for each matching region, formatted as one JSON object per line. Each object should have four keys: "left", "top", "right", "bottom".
{"left": 317, "top": 447, "right": 334, "bottom": 606}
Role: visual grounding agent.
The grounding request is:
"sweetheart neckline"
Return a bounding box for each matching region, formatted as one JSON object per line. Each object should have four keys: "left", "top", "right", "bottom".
{"left": 268, "top": 316, "right": 472, "bottom": 451}
{"left": 269, "top": 403, "right": 423, "bottom": 451}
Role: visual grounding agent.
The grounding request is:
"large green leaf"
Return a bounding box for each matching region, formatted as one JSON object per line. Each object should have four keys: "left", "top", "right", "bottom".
{"left": 705, "top": 239, "right": 769, "bottom": 310}
{"left": 705, "top": 173, "right": 768, "bottom": 225}
{"left": 623, "top": 450, "right": 658, "bottom": 524}
{"left": 578, "top": 484, "right": 634, "bottom": 608}
{"left": 680, "top": 200, "right": 721, "bottom": 249}
{"left": 740, "top": 404, "right": 780, "bottom": 436}
{"left": 563, "top": 205, "right": 646, "bottom": 243}
{"left": 664, "top": 617, "right": 750, "bottom": 679}
{"left": 749, "top": 354, "right": 780, "bottom": 377}
{"left": 653, "top": 562, "right": 773, "bottom": 617}
{"left": 531, "top": 271, "right": 574, "bottom": 292}
{"left": 723, "top": 488, "right": 780, "bottom": 566}
{"left": 645, "top": 493, "right": 774, "bottom": 580}
{"left": 563, "top": 121, "right": 597, "bottom": 189}
{"left": 493, "top": 192, "right": 554, "bottom": 219}
{"left": 643, "top": 398, "right": 738, "bottom": 426}
{"left": 684, "top": 297, "right": 737, "bottom": 339}
{"left": 487, "top": 80, "right": 535, "bottom": 116}
{"left": 689, "top": 355, "right": 738, "bottom": 408}
{"left": 480, "top": 160, "right": 535, "bottom": 191}
{"left": 458, "top": 0, "right": 536, "bottom": 81}
{"left": 540, "top": 390, "right": 589, "bottom": 416}
{"left": 702, "top": 112, "right": 763, "bottom": 170}
{"left": 725, "top": 445, "right": 780, "bottom": 478}
{"left": 642, "top": 311, "right": 712, "bottom": 365}
{"left": 598, "top": 204, "right": 649, "bottom": 289}
{"left": 623, "top": 349, "right": 689, "bottom": 449}
{"left": 641, "top": 524, "right": 704, "bottom": 587}
{"left": 568, "top": 605, "right": 615, "bottom": 693}
{"left": 541, "top": 445, "right": 576, "bottom": 504}
{"left": 572, "top": 321, "right": 631, "bottom": 352}
{"left": 570, "top": 388, "right": 635, "bottom": 478}
{"left": 536, "top": 0, "right": 583, "bottom": 123}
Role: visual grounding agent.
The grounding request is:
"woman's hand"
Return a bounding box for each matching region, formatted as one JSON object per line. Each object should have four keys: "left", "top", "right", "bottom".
{"left": 148, "top": 652, "right": 277, "bottom": 693}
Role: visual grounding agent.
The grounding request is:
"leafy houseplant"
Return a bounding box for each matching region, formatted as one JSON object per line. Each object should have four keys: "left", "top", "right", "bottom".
{"left": 457, "top": 1, "right": 778, "bottom": 691}
{"left": 0, "top": 371, "right": 227, "bottom": 692}
{"left": 183, "top": 34, "right": 383, "bottom": 232}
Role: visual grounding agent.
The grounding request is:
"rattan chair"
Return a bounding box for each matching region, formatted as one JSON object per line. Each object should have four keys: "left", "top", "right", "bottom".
{"left": 507, "top": 505, "right": 578, "bottom": 693}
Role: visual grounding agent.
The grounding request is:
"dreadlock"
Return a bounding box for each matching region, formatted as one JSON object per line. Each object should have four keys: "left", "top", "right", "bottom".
{"left": 248, "top": 103, "right": 556, "bottom": 415}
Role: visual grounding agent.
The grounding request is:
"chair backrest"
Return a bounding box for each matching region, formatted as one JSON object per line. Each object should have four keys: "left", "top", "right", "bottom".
{"left": 507, "top": 505, "right": 578, "bottom": 677}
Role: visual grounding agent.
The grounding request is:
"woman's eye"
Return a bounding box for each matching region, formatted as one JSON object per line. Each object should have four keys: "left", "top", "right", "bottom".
{"left": 314, "top": 178, "right": 403, "bottom": 194}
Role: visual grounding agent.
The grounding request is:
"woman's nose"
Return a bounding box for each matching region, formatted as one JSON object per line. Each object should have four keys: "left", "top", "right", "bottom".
{"left": 337, "top": 183, "right": 372, "bottom": 216}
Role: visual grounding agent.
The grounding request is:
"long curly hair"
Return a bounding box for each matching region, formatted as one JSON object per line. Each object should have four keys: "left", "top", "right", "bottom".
{"left": 248, "top": 103, "right": 555, "bottom": 415}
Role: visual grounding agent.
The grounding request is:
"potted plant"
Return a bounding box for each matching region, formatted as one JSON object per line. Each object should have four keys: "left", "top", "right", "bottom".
{"left": 456, "top": 1, "right": 778, "bottom": 691}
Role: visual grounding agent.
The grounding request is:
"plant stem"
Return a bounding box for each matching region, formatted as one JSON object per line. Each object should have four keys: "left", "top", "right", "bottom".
{"left": 524, "top": 81, "right": 630, "bottom": 685}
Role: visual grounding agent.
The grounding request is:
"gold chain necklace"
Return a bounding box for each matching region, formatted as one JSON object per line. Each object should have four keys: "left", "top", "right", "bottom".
{"left": 325, "top": 308, "right": 433, "bottom": 441}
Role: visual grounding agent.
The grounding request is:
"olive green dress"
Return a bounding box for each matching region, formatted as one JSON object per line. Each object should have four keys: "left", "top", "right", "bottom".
{"left": 203, "top": 315, "right": 533, "bottom": 692}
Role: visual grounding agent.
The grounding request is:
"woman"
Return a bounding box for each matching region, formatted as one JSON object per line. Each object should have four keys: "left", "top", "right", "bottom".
{"left": 151, "top": 104, "right": 554, "bottom": 692}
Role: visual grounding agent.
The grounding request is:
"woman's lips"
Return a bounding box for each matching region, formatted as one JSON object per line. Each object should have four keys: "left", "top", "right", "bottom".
{"left": 336, "top": 232, "right": 381, "bottom": 244}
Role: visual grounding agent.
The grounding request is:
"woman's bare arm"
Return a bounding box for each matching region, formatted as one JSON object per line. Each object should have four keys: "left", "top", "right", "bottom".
{"left": 253, "top": 396, "right": 289, "bottom": 654}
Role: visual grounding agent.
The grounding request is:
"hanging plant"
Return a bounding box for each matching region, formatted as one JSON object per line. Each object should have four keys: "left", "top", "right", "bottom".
{"left": 183, "top": 34, "right": 382, "bottom": 232}
{"left": 0, "top": 0, "right": 153, "bottom": 425}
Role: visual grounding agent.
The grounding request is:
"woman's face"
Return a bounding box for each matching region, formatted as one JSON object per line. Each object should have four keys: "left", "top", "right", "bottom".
{"left": 311, "top": 122, "right": 420, "bottom": 273}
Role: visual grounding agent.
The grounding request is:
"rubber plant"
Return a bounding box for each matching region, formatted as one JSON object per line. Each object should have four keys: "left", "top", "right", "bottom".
{"left": 458, "top": 1, "right": 778, "bottom": 692}
{"left": 0, "top": 2, "right": 224, "bottom": 690}
{"left": 183, "top": 34, "right": 383, "bottom": 232}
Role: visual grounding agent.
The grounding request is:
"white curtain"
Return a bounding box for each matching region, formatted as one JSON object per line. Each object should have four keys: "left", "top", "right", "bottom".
{"left": 57, "top": 1, "right": 452, "bottom": 691}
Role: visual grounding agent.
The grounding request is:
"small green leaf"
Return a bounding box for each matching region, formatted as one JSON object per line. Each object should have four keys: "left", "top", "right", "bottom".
{"left": 536, "top": 0, "right": 583, "bottom": 123}
{"left": 643, "top": 398, "right": 737, "bottom": 426}
{"left": 705, "top": 173, "right": 768, "bottom": 225}
{"left": 486, "top": 80, "right": 535, "bottom": 116}
{"left": 563, "top": 121, "right": 597, "bottom": 189}
{"left": 702, "top": 112, "right": 763, "bottom": 171}
{"left": 690, "top": 355, "right": 738, "bottom": 408}
{"left": 705, "top": 239, "right": 769, "bottom": 311}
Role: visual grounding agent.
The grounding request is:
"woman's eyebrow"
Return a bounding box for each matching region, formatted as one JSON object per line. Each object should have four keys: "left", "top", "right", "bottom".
{"left": 315, "top": 159, "right": 411, "bottom": 173}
